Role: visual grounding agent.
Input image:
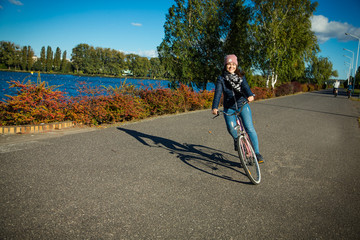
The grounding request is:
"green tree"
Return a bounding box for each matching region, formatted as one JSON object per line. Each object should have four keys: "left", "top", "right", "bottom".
{"left": 158, "top": 0, "right": 232, "bottom": 89}
{"left": 40, "top": 46, "right": 46, "bottom": 71}
{"left": 46, "top": 46, "right": 53, "bottom": 72}
{"left": 107, "top": 49, "right": 126, "bottom": 76}
{"left": 149, "top": 58, "right": 165, "bottom": 79}
{"left": 27, "top": 46, "right": 34, "bottom": 71}
{"left": 21, "top": 46, "right": 28, "bottom": 70}
{"left": 251, "top": 0, "right": 319, "bottom": 88}
{"left": 60, "top": 50, "right": 68, "bottom": 73}
{"left": 158, "top": 0, "right": 257, "bottom": 89}
{"left": 125, "top": 53, "right": 138, "bottom": 75}
{"left": 222, "top": 0, "right": 252, "bottom": 73}
{"left": 72, "top": 44, "right": 86, "bottom": 73}
{"left": 134, "top": 56, "right": 151, "bottom": 77}
{"left": 71, "top": 44, "right": 127, "bottom": 75}
{"left": 332, "top": 70, "right": 339, "bottom": 78}
{"left": 306, "top": 56, "right": 335, "bottom": 84}
{"left": 0, "top": 41, "right": 20, "bottom": 69}
{"left": 87, "top": 46, "right": 99, "bottom": 74}
{"left": 13, "top": 47, "right": 21, "bottom": 70}
{"left": 355, "top": 66, "right": 360, "bottom": 88}
{"left": 101, "top": 48, "right": 111, "bottom": 74}
{"left": 125, "top": 54, "right": 149, "bottom": 77}
{"left": 54, "top": 47, "right": 61, "bottom": 71}
{"left": 71, "top": 43, "right": 92, "bottom": 74}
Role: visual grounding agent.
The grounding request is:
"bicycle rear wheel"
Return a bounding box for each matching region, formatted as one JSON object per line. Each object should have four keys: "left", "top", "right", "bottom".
{"left": 237, "top": 135, "right": 261, "bottom": 184}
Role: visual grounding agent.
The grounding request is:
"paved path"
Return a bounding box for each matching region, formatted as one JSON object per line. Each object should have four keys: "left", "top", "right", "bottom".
{"left": 1, "top": 89, "right": 360, "bottom": 239}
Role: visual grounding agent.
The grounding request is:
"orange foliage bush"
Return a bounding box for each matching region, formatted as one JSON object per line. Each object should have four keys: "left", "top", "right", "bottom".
{"left": 251, "top": 87, "right": 274, "bottom": 100}
{"left": 301, "top": 84, "right": 309, "bottom": 92}
{"left": 274, "top": 81, "right": 303, "bottom": 97}
{"left": 0, "top": 81, "right": 214, "bottom": 126}
{"left": 1, "top": 80, "right": 68, "bottom": 125}
{"left": 0, "top": 78, "right": 319, "bottom": 127}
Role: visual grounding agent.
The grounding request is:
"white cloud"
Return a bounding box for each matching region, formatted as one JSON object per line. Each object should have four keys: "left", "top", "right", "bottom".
{"left": 138, "top": 50, "right": 158, "bottom": 58}
{"left": 120, "top": 49, "right": 158, "bottom": 58}
{"left": 9, "top": 0, "right": 23, "bottom": 6}
{"left": 131, "top": 22, "right": 142, "bottom": 27}
{"left": 1, "top": 0, "right": 23, "bottom": 9}
{"left": 311, "top": 15, "right": 360, "bottom": 43}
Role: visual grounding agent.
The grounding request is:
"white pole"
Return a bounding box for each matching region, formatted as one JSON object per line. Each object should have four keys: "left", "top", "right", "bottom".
{"left": 355, "top": 40, "right": 360, "bottom": 95}
{"left": 344, "top": 55, "right": 352, "bottom": 84}
{"left": 344, "top": 48, "right": 354, "bottom": 83}
{"left": 345, "top": 61, "right": 351, "bottom": 83}
{"left": 345, "top": 33, "right": 360, "bottom": 94}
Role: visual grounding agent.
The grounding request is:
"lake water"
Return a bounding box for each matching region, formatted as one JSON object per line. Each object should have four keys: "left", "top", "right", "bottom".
{"left": 0, "top": 71, "right": 214, "bottom": 101}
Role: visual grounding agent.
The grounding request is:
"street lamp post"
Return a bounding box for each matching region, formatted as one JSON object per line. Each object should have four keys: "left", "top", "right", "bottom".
{"left": 344, "top": 55, "right": 353, "bottom": 84}
{"left": 345, "top": 61, "right": 351, "bottom": 81}
{"left": 345, "top": 33, "right": 360, "bottom": 94}
{"left": 344, "top": 48, "right": 355, "bottom": 84}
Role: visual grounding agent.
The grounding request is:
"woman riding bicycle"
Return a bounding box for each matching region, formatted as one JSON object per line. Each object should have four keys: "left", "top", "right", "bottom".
{"left": 212, "top": 54, "right": 264, "bottom": 163}
{"left": 333, "top": 80, "right": 340, "bottom": 97}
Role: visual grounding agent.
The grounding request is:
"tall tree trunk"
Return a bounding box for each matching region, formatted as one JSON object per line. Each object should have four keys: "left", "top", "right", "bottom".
{"left": 266, "top": 75, "right": 270, "bottom": 88}
{"left": 271, "top": 74, "right": 278, "bottom": 88}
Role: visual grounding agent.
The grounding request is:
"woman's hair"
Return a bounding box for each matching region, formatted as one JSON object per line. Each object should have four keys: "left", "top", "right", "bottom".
{"left": 222, "top": 65, "right": 245, "bottom": 77}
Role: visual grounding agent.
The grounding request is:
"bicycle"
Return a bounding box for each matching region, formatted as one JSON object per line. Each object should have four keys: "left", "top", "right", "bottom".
{"left": 333, "top": 88, "right": 338, "bottom": 97}
{"left": 213, "top": 103, "right": 261, "bottom": 184}
{"left": 347, "top": 89, "right": 351, "bottom": 98}
{"left": 347, "top": 87, "right": 352, "bottom": 98}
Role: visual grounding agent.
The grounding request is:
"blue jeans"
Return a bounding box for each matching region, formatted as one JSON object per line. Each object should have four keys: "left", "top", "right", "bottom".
{"left": 224, "top": 105, "right": 260, "bottom": 154}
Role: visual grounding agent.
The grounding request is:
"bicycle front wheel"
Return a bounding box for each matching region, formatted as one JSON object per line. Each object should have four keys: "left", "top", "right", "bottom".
{"left": 237, "top": 135, "right": 261, "bottom": 184}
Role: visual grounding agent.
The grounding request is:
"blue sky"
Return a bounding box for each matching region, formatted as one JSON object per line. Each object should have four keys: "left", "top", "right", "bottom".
{"left": 0, "top": 0, "right": 359, "bottom": 80}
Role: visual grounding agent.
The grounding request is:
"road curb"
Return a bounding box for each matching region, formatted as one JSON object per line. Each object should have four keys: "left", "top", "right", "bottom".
{"left": 0, "top": 121, "right": 75, "bottom": 135}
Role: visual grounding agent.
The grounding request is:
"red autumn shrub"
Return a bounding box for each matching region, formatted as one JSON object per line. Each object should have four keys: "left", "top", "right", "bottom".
{"left": 139, "top": 87, "right": 183, "bottom": 115}
{"left": 138, "top": 84, "right": 213, "bottom": 115}
{"left": 198, "top": 89, "right": 214, "bottom": 109}
{"left": 251, "top": 87, "right": 274, "bottom": 100}
{"left": 65, "top": 82, "right": 148, "bottom": 125}
{"left": 66, "top": 83, "right": 108, "bottom": 125}
{"left": 0, "top": 79, "right": 216, "bottom": 126}
{"left": 67, "top": 95, "right": 108, "bottom": 125}
{"left": 301, "top": 84, "right": 309, "bottom": 92}
{"left": 3, "top": 80, "right": 68, "bottom": 125}
{"left": 308, "top": 84, "right": 315, "bottom": 92}
{"left": 0, "top": 101, "right": 8, "bottom": 126}
{"left": 176, "top": 84, "right": 206, "bottom": 111}
{"left": 291, "top": 81, "right": 302, "bottom": 93}
{"left": 275, "top": 83, "right": 294, "bottom": 97}
{"left": 105, "top": 93, "right": 149, "bottom": 122}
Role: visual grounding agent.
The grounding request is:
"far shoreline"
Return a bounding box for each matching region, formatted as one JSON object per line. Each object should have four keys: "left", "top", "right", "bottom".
{"left": 0, "top": 69, "right": 169, "bottom": 81}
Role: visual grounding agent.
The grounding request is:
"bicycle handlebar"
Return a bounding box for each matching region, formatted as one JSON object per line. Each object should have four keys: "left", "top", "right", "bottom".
{"left": 213, "top": 100, "right": 249, "bottom": 119}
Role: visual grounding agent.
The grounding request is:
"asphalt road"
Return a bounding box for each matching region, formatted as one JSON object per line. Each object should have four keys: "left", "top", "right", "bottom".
{"left": 1, "top": 89, "right": 360, "bottom": 239}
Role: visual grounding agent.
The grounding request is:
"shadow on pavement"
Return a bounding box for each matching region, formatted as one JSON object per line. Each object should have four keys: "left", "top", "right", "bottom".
{"left": 117, "top": 127, "right": 251, "bottom": 184}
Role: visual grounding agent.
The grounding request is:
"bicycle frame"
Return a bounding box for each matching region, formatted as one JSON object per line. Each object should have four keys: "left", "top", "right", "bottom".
{"left": 234, "top": 110, "right": 255, "bottom": 160}
{"left": 217, "top": 102, "right": 251, "bottom": 142}
{"left": 213, "top": 102, "right": 261, "bottom": 184}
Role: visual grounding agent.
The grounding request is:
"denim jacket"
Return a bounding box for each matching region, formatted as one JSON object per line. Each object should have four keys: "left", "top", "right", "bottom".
{"left": 212, "top": 74, "right": 254, "bottom": 110}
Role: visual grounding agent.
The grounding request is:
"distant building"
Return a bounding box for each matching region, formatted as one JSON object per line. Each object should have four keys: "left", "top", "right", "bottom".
{"left": 122, "top": 70, "right": 133, "bottom": 76}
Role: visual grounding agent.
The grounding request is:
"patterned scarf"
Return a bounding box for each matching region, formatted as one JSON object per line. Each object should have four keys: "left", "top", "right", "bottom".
{"left": 224, "top": 71, "right": 243, "bottom": 93}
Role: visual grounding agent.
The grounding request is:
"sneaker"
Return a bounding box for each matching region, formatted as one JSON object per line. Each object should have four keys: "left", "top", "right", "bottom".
{"left": 234, "top": 138, "right": 239, "bottom": 151}
{"left": 256, "top": 153, "right": 264, "bottom": 164}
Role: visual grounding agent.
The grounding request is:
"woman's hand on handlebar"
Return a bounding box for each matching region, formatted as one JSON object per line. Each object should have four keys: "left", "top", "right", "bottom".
{"left": 247, "top": 95, "right": 254, "bottom": 102}
{"left": 212, "top": 108, "right": 219, "bottom": 115}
